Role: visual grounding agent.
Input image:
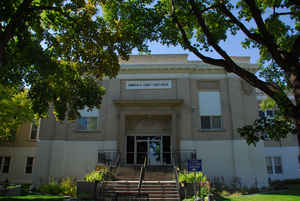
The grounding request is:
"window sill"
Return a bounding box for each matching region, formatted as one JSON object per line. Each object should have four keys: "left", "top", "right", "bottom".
{"left": 198, "top": 128, "right": 225, "bottom": 132}
{"left": 73, "top": 129, "right": 102, "bottom": 133}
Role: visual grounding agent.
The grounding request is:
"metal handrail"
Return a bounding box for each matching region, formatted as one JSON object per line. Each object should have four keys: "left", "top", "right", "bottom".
{"left": 172, "top": 152, "right": 181, "bottom": 199}
{"left": 138, "top": 156, "right": 147, "bottom": 193}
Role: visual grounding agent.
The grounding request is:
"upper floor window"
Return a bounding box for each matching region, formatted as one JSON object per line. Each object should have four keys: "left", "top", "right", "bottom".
{"left": 198, "top": 91, "right": 222, "bottom": 129}
{"left": 30, "top": 122, "right": 38, "bottom": 140}
{"left": 259, "top": 110, "right": 274, "bottom": 119}
{"left": 265, "top": 156, "right": 283, "bottom": 174}
{"left": 25, "top": 157, "right": 34, "bottom": 174}
{"left": 0, "top": 156, "right": 11, "bottom": 174}
{"left": 77, "top": 107, "right": 99, "bottom": 130}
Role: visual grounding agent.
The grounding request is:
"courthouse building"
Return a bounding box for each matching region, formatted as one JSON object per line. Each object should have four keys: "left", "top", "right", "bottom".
{"left": 32, "top": 54, "right": 268, "bottom": 187}
{"left": 1, "top": 54, "right": 299, "bottom": 187}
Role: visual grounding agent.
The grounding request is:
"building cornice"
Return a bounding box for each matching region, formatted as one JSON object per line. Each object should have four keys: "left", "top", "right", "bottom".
{"left": 119, "top": 63, "right": 258, "bottom": 74}
{"left": 113, "top": 99, "right": 184, "bottom": 107}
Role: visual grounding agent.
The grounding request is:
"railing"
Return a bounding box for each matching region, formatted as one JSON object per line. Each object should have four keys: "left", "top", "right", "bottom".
{"left": 97, "top": 149, "right": 119, "bottom": 166}
{"left": 172, "top": 153, "right": 181, "bottom": 199}
{"left": 173, "top": 149, "right": 197, "bottom": 169}
{"left": 138, "top": 156, "right": 147, "bottom": 193}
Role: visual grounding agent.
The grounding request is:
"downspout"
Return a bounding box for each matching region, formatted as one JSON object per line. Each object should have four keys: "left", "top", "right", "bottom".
{"left": 226, "top": 74, "right": 237, "bottom": 180}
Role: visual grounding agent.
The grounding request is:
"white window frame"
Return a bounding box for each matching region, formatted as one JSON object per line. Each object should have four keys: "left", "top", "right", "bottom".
{"left": 24, "top": 156, "right": 35, "bottom": 174}
{"left": 77, "top": 107, "right": 100, "bottom": 131}
{"left": 198, "top": 91, "right": 223, "bottom": 130}
{"left": 265, "top": 156, "right": 283, "bottom": 175}
{"left": 29, "top": 120, "right": 40, "bottom": 141}
{"left": 0, "top": 156, "right": 11, "bottom": 174}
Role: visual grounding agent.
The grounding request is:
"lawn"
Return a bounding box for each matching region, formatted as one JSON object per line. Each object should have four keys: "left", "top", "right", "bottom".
{"left": 0, "top": 195, "right": 67, "bottom": 201}
{"left": 215, "top": 184, "right": 300, "bottom": 201}
{"left": 184, "top": 184, "right": 300, "bottom": 201}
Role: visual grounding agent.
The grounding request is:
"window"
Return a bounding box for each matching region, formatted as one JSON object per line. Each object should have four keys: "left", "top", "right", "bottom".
{"left": 0, "top": 156, "right": 11, "bottom": 173}
{"left": 274, "top": 156, "right": 283, "bottom": 174}
{"left": 259, "top": 110, "right": 276, "bottom": 140}
{"left": 30, "top": 122, "right": 38, "bottom": 140}
{"left": 25, "top": 157, "right": 34, "bottom": 174}
{"left": 265, "top": 156, "right": 283, "bottom": 174}
{"left": 258, "top": 110, "right": 274, "bottom": 119}
{"left": 77, "top": 107, "right": 99, "bottom": 130}
{"left": 198, "top": 91, "right": 222, "bottom": 129}
{"left": 265, "top": 156, "right": 273, "bottom": 174}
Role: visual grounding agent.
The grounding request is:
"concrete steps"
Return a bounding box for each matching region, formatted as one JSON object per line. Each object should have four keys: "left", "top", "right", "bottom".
{"left": 103, "top": 179, "right": 180, "bottom": 201}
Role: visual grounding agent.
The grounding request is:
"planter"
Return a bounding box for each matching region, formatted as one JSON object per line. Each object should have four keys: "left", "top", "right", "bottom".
{"left": 180, "top": 182, "right": 200, "bottom": 198}
{"left": 77, "top": 181, "right": 98, "bottom": 200}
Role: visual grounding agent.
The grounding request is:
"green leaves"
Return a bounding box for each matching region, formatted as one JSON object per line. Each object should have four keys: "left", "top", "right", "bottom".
{"left": 238, "top": 116, "right": 296, "bottom": 145}
{"left": 1, "top": 0, "right": 155, "bottom": 127}
{"left": 0, "top": 85, "right": 35, "bottom": 142}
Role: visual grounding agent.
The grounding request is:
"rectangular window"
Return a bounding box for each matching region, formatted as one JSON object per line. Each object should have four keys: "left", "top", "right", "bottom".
{"left": 25, "top": 157, "right": 34, "bottom": 174}
{"left": 266, "top": 110, "right": 274, "bottom": 118}
{"left": 198, "top": 91, "right": 222, "bottom": 129}
{"left": 265, "top": 156, "right": 273, "bottom": 174}
{"left": 274, "top": 156, "right": 283, "bottom": 174}
{"left": 265, "top": 156, "right": 283, "bottom": 174}
{"left": 2, "top": 157, "right": 10, "bottom": 173}
{"left": 77, "top": 107, "right": 99, "bottom": 131}
{"left": 200, "top": 116, "right": 211, "bottom": 129}
{"left": 259, "top": 110, "right": 265, "bottom": 118}
{"left": 30, "top": 122, "right": 38, "bottom": 140}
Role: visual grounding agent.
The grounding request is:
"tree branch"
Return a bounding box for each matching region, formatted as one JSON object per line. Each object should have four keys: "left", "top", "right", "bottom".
{"left": 170, "top": 0, "right": 226, "bottom": 67}
{"left": 274, "top": 11, "right": 298, "bottom": 16}
{"left": 291, "top": 34, "right": 300, "bottom": 59}
{"left": 218, "top": 4, "right": 263, "bottom": 44}
{"left": 31, "top": 6, "right": 62, "bottom": 11}
{"left": 187, "top": 0, "right": 296, "bottom": 118}
{"left": 244, "top": 0, "right": 291, "bottom": 72}
{"left": 2, "top": 0, "right": 34, "bottom": 45}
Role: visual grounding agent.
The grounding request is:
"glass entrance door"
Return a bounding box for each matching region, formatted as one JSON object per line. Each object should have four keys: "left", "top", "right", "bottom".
{"left": 126, "top": 136, "right": 171, "bottom": 165}
{"left": 137, "top": 141, "right": 147, "bottom": 164}
{"left": 148, "top": 138, "right": 161, "bottom": 165}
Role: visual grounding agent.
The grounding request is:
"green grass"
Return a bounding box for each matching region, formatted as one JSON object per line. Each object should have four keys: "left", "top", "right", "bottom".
{"left": 0, "top": 194, "right": 67, "bottom": 201}
{"left": 184, "top": 184, "right": 300, "bottom": 201}
{"left": 215, "top": 184, "right": 300, "bottom": 201}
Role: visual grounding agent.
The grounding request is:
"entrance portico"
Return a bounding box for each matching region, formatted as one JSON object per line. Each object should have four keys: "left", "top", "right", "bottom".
{"left": 113, "top": 99, "right": 183, "bottom": 165}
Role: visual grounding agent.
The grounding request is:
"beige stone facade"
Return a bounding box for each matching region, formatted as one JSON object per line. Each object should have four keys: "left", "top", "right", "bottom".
{"left": 31, "top": 54, "right": 269, "bottom": 187}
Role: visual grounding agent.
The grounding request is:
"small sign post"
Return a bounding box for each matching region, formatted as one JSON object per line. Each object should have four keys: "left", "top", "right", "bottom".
{"left": 187, "top": 160, "right": 202, "bottom": 198}
{"left": 187, "top": 160, "right": 202, "bottom": 172}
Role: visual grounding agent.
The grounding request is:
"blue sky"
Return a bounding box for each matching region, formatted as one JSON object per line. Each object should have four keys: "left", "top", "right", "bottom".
{"left": 136, "top": 33, "right": 260, "bottom": 64}
{"left": 130, "top": 2, "right": 296, "bottom": 65}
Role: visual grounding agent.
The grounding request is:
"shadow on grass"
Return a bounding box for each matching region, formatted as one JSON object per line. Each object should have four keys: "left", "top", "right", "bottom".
{"left": 213, "top": 184, "right": 300, "bottom": 201}
{"left": 214, "top": 194, "right": 231, "bottom": 201}
{"left": 0, "top": 195, "right": 66, "bottom": 201}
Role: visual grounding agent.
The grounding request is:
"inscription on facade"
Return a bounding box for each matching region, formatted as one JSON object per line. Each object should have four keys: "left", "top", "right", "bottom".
{"left": 126, "top": 80, "right": 172, "bottom": 89}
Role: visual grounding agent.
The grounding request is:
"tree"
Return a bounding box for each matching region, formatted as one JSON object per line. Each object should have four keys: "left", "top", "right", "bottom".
{"left": 0, "top": 85, "right": 34, "bottom": 142}
{"left": 0, "top": 0, "right": 154, "bottom": 138}
{"left": 100, "top": 0, "right": 300, "bottom": 160}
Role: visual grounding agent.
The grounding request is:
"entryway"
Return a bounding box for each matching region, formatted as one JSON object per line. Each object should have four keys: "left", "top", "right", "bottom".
{"left": 126, "top": 136, "right": 171, "bottom": 166}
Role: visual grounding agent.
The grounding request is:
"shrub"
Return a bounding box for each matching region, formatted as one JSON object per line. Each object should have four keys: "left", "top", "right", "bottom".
{"left": 178, "top": 171, "right": 211, "bottom": 199}
{"left": 39, "top": 177, "right": 77, "bottom": 196}
{"left": 39, "top": 178, "right": 62, "bottom": 195}
{"left": 84, "top": 168, "right": 115, "bottom": 182}
{"left": 178, "top": 171, "right": 207, "bottom": 183}
{"left": 60, "top": 177, "right": 77, "bottom": 197}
